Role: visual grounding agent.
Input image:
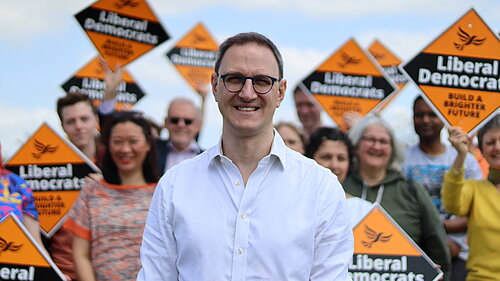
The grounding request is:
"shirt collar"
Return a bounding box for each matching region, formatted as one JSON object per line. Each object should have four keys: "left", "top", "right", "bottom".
{"left": 207, "top": 129, "right": 286, "bottom": 170}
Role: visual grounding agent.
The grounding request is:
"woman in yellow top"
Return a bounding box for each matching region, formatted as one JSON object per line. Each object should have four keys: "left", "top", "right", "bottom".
{"left": 442, "top": 114, "right": 500, "bottom": 280}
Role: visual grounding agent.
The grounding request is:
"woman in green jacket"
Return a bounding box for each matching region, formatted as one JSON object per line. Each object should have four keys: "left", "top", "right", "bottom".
{"left": 343, "top": 114, "right": 451, "bottom": 280}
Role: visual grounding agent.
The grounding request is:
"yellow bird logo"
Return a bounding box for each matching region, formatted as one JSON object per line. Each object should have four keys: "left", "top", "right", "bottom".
{"left": 338, "top": 52, "right": 360, "bottom": 68}
{"left": 0, "top": 236, "right": 23, "bottom": 256}
{"left": 32, "top": 139, "right": 58, "bottom": 159}
{"left": 454, "top": 26, "right": 486, "bottom": 50}
{"left": 361, "top": 224, "right": 392, "bottom": 248}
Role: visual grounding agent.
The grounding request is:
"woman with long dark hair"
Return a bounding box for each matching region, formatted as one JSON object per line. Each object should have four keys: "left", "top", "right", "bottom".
{"left": 65, "top": 111, "right": 159, "bottom": 281}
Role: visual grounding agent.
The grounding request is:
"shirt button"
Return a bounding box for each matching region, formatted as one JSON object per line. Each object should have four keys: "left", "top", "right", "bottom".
{"left": 234, "top": 180, "right": 241, "bottom": 186}
{"left": 237, "top": 248, "right": 244, "bottom": 255}
{"left": 241, "top": 213, "right": 248, "bottom": 219}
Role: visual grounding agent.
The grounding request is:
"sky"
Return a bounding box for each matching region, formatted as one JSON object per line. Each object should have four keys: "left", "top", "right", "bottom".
{"left": 1, "top": 0, "right": 499, "bottom": 159}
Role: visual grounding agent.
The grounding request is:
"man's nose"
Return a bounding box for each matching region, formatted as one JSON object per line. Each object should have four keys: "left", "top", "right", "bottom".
{"left": 238, "top": 78, "right": 257, "bottom": 101}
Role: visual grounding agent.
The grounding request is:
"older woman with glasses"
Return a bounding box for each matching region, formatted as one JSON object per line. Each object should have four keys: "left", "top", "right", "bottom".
{"left": 343, "top": 114, "right": 451, "bottom": 280}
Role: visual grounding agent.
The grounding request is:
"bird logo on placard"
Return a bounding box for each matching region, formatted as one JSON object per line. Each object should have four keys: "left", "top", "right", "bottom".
{"left": 190, "top": 32, "right": 207, "bottom": 45}
{"left": 370, "top": 51, "right": 385, "bottom": 60}
{"left": 454, "top": 26, "right": 486, "bottom": 50}
{"left": 0, "top": 236, "right": 23, "bottom": 256}
{"left": 361, "top": 224, "right": 392, "bottom": 248}
{"left": 115, "top": 0, "right": 139, "bottom": 9}
{"left": 338, "top": 52, "right": 360, "bottom": 68}
{"left": 32, "top": 139, "right": 58, "bottom": 159}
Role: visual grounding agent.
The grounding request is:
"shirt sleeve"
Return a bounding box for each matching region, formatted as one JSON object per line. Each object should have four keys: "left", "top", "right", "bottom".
{"left": 441, "top": 168, "right": 474, "bottom": 217}
{"left": 64, "top": 181, "right": 93, "bottom": 240}
{"left": 13, "top": 174, "right": 39, "bottom": 221}
{"left": 310, "top": 173, "right": 354, "bottom": 281}
{"left": 464, "top": 153, "right": 484, "bottom": 180}
{"left": 137, "top": 175, "right": 179, "bottom": 281}
{"left": 413, "top": 180, "right": 451, "bottom": 280}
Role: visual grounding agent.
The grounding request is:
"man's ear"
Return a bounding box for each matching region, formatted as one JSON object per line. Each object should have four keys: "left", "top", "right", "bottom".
{"left": 276, "top": 79, "right": 287, "bottom": 108}
{"left": 211, "top": 73, "right": 219, "bottom": 102}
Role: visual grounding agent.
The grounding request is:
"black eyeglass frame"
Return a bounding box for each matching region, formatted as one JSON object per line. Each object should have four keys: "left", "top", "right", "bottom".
{"left": 218, "top": 73, "right": 279, "bottom": 94}
{"left": 168, "top": 117, "right": 194, "bottom": 125}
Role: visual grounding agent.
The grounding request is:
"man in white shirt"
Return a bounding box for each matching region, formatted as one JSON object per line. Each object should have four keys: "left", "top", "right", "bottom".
{"left": 138, "top": 32, "right": 353, "bottom": 281}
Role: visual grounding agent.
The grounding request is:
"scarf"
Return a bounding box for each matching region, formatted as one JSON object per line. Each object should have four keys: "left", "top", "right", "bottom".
{"left": 487, "top": 167, "right": 500, "bottom": 185}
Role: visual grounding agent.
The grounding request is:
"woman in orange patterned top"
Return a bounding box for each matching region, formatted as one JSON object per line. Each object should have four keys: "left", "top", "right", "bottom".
{"left": 65, "top": 111, "right": 160, "bottom": 281}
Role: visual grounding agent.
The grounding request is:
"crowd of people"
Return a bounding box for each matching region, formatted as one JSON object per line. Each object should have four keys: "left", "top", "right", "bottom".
{"left": 0, "top": 32, "right": 499, "bottom": 281}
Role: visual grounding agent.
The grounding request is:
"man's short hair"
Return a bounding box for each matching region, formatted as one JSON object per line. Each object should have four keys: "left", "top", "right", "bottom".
{"left": 56, "top": 92, "right": 96, "bottom": 121}
{"left": 214, "top": 32, "right": 284, "bottom": 80}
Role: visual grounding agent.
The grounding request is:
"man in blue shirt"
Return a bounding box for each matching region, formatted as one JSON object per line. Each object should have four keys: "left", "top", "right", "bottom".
{"left": 138, "top": 32, "right": 353, "bottom": 281}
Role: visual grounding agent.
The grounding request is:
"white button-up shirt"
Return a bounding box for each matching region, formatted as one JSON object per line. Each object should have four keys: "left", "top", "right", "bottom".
{"left": 138, "top": 132, "right": 353, "bottom": 281}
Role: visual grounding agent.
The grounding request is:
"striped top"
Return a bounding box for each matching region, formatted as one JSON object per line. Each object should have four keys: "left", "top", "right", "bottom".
{"left": 65, "top": 180, "right": 155, "bottom": 281}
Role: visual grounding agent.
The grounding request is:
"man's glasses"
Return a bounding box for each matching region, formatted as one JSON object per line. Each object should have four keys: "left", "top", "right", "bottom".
{"left": 168, "top": 117, "right": 194, "bottom": 125}
{"left": 219, "top": 73, "right": 278, "bottom": 94}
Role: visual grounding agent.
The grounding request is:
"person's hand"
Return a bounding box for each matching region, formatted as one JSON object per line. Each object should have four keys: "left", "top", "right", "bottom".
{"left": 194, "top": 81, "right": 209, "bottom": 98}
{"left": 84, "top": 173, "right": 103, "bottom": 184}
{"left": 99, "top": 57, "right": 123, "bottom": 101}
{"left": 435, "top": 264, "right": 443, "bottom": 280}
{"left": 448, "top": 126, "right": 469, "bottom": 156}
{"left": 343, "top": 111, "right": 362, "bottom": 130}
{"left": 447, "top": 238, "right": 461, "bottom": 258}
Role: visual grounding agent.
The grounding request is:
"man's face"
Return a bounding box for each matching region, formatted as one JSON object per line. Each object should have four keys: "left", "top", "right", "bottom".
{"left": 211, "top": 43, "right": 286, "bottom": 137}
{"left": 60, "top": 101, "right": 98, "bottom": 151}
{"left": 413, "top": 99, "right": 443, "bottom": 139}
{"left": 294, "top": 89, "right": 321, "bottom": 132}
{"left": 165, "top": 101, "right": 201, "bottom": 151}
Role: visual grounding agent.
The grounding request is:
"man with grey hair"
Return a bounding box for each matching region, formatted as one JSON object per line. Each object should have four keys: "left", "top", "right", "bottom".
{"left": 157, "top": 97, "right": 203, "bottom": 173}
{"left": 138, "top": 32, "right": 353, "bottom": 280}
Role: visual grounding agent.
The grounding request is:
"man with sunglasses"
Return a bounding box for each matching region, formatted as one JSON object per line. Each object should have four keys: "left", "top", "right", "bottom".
{"left": 157, "top": 97, "right": 202, "bottom": 173}
{"left": 138, "top": 32, "right": 353, "bottom": 280}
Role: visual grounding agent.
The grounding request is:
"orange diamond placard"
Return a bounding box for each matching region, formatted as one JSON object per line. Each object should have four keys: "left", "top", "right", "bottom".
{"left": 75, "top": 0, "right": 170, "bottom": 71}
{"left": 349, "top": 204, "right": 442, "bottom": 280}
{"left": 368, "top": 39, "right": 409, "bottom": 112}
{"left": 61, "top": 56, "right": 146, "bottom": 110}
{"left": 403, "top": 8, "right": 500, "bottom": 134}
{"left": 0, "top": 214, "right": 66, "bottom": 280}
{"left": 4, "top": 123, "right": 100, "bottom": 237}
{"left": 300, "top": 38, "right": 396, "bottom": 131}
{"left": 166, "top": 22, "right": 218, "bottom": 96}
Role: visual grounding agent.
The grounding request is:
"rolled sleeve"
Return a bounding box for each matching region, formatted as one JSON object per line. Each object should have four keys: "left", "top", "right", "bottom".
{"left": 442, "top": 168, "right": 473, "bottom": 216}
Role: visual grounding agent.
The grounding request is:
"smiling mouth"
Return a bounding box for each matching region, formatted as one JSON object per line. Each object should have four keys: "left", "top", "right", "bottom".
{"left": 236, "top": 106, "right": 258, "bottom": 111}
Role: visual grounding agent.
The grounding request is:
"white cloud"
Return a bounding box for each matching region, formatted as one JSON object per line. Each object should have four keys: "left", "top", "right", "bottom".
{"left": 4, "top": 0, "right": 497, "bottom": 44}
{"left": 356, "top": 30, "right": 438, "bottom": 62}
{"left": 0, "top": 1, "right": 88, "bottom": 44}
{"left": 154, "top": 0, "right": 500, "bottom": 19}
